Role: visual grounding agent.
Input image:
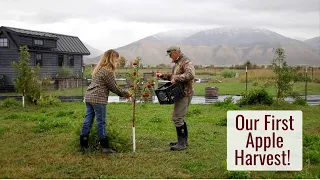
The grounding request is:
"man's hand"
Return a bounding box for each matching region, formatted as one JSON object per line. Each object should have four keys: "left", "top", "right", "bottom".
{"left": 171, "top": 78, "right": 176, "bottom": 84}
{"left": 156, "top": 73, "right": 162, "bottom": 78}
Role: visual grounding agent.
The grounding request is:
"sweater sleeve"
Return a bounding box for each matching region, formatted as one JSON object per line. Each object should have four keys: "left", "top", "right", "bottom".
{"left": 104, "top": 70, "right": 129, "bottom": 97}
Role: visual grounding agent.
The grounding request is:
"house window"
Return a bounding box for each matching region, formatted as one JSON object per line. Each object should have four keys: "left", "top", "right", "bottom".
{"left": 69, "top": 55, "right": 74, "bottom": 67}
{"left": 58, "top": 55, "right": 64, "bottom": 66}
{"left": 35, "top": 53, "right": 43, "bottom": 66}
{"left": 34, "top": 39, "right": 44, "bottom": 46}
{"left": 0, "top": 38, "right": 8, "bottom": 47}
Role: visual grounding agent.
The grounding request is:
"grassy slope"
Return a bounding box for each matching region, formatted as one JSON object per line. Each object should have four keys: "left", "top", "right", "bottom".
{"left": 0, "top": 102, "right": 319, "bottom": 179}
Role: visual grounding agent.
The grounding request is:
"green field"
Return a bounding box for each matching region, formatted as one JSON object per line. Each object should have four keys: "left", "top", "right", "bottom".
{"left": 0, "top": 102, "right": 319, "bottom": 178}
{"left": 1, "top": 67, "right": 320, "bottom": 97}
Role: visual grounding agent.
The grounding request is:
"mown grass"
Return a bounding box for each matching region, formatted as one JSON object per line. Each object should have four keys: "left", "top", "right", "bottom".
{"left": 0, "top": 101, "right": 319, "bottom": 179}
{"left": 1, "top": 68, "right": 320, "bottom": 96}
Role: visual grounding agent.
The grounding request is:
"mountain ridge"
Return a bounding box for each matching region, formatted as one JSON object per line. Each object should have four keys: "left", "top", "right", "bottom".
{"left": 84, "top": 27, "right": 320, "bottom": 66}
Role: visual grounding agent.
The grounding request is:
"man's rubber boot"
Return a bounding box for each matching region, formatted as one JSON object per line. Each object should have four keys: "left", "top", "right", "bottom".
{"left": 169, "top": 122, "right": 188, "bottom": 146}
{"left": 170, "top": 126, "right": 187, "bottom": 151}
{"left": 100, "top": 137, "right": 117, "bottom": 154}
{"left": 80, "top": 135, "right": 89, "bottom": 151}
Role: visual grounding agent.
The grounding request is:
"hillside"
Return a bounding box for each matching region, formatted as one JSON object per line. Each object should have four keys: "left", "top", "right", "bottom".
{"left": 305, "top": 37, "right": 320, "bottom": 49}
{"left": 84, "top": 27, "right": 320, "bottom": 66}
{"left": 83, "top": 42, "right": 103, "bottom": 60}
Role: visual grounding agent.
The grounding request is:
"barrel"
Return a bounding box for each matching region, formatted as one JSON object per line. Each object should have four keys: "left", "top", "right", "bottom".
{"left": 205, "top": 87, "right": 218, "bottom": 99}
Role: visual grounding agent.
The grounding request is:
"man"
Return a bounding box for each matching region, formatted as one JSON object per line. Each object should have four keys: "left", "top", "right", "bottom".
{"left": 157, "top": 45, "right": 195, "bottom": 151}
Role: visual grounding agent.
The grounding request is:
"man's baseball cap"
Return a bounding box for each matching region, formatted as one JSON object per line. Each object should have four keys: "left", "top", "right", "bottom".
{"left": 166, "top": 45, "right": 181, "bottom": 56}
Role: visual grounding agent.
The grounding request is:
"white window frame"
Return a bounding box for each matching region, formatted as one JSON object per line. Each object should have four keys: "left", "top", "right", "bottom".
{"left": 0, "top": 38, "right": 8, "bottom": 47}
{"left": 34, "top": 39, "right": 44, "bottom": 46}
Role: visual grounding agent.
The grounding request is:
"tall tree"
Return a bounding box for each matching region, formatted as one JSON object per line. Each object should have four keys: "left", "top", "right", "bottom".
{"left": 271, "top": 48, "right": 294, "bottom": 105}
{"left": 12, "top": 45, "right": 40, "bottom": 107}
{"left": 118, "top": 56, "right": 127, "bottom": 68}
{"left": 244, "top": 60, "right": 252, "bottom": 69}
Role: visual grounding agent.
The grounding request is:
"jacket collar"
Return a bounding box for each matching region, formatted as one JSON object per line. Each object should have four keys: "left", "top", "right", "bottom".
{"left": 174, "top": 54, "right": 184, "bottom": 64}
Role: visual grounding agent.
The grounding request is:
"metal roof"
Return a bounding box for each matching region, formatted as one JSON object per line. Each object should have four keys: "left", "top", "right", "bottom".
{"left": 53, "top": 34, "right": 90, "bottom": 55}
{"left": 4, "top": 26, "right": 58, "bottom": 38}
{"left": 1, "top": 26, "right": 90, "bottom": 55}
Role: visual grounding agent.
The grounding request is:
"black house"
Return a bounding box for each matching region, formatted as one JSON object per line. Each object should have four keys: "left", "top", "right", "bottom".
{"left": 0, "top": 26, "right": 90, "bottom": 88}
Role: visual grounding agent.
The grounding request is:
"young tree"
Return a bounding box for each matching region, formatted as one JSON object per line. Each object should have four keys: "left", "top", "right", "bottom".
{"left": 12, "top": 45, "right": 41, "bottom": 107}
{"left": 126, "top": 57, "right": 155, "bottom": 152}
{"left": 271, "top": 48, "right": 294, "bottom": 105}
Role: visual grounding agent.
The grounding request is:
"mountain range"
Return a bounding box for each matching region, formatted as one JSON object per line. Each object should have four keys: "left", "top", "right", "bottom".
{"left": 83, "top": 42, "right": 103, "bottom": 60}
{"left": 84, "top": 27, "right": 320, "bottom": 66}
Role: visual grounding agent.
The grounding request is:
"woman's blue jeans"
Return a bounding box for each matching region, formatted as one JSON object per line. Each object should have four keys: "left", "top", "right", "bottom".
{"left": 80, "top": 102, "right": 107, "bottom": 139}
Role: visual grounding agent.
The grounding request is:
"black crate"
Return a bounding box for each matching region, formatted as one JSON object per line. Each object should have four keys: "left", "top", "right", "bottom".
{"left": 155, "top": 82, "right": 184, "bottom": 104}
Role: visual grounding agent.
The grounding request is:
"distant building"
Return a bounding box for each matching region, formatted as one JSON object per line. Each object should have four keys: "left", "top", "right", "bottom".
{"left": 0, "top": 26, "right": 90, "bottom": 87}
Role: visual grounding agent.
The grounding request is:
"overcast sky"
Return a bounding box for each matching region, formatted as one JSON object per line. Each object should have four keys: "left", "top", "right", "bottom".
{"left": 1, "top": 0, "right": 319, "bottom": 51}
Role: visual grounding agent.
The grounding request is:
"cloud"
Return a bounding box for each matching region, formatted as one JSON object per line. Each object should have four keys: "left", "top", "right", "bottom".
{"left": 0, "top": 0, "right": 318, "bottom": 50}
{"left": 229, "top": 0, "right": 319, "bottom": 12}
{"left": 1, "top": 0, "right": 318, "bottom": 26}
{"left": 0, "top": 0, "right": 107, "bottom": 23}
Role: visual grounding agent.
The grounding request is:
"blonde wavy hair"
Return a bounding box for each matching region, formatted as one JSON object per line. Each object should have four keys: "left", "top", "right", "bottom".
{"left": 92, "top": 49, "right": 119, "bottom": 77}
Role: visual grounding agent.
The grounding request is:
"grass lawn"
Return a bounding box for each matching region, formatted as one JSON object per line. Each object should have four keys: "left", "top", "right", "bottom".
{"left": 193, "top": 80, "right": 320, "bottom": 96}
{"left": 0, "top": 102, "right": 319, "bottom": 178}
{"left": 1, "top": 80, "right": 320, "bottom": 97}
{"left": 1, "top": 68, "right": 320, "bottom": 97}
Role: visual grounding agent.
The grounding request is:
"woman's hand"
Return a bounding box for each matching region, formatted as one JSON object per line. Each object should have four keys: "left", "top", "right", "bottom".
{"left": 126, "top": 92, "right": 131, "bottom": 99}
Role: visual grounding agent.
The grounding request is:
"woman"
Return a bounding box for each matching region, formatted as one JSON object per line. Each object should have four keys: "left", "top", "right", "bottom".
{"left": 80, "top": 49, "right": 130, "bottom": 154}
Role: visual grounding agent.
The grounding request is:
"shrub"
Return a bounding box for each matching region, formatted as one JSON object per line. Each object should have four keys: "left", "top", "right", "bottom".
{"left": 221, "top": 70, "right": 236, "bottom": 78}
{"left": 214, "top": 97, "right": 240, "bottom": 110}
{"left": 214, "top": 97, "right": 233, "bottom": 107}
{"left": 0, "top": 98, "right": 21, "bottom": 108}
{"left": 57, "top": 67, "right": 73, "bottom": 77}
{"left": 293, "top": 97, "right": 307, "bottom": 106}
{"left": 37, "top": 93, "right": 61, "bottom": 106}
{"left": 238, "top": 88, "right": 273, "bottom": 106}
